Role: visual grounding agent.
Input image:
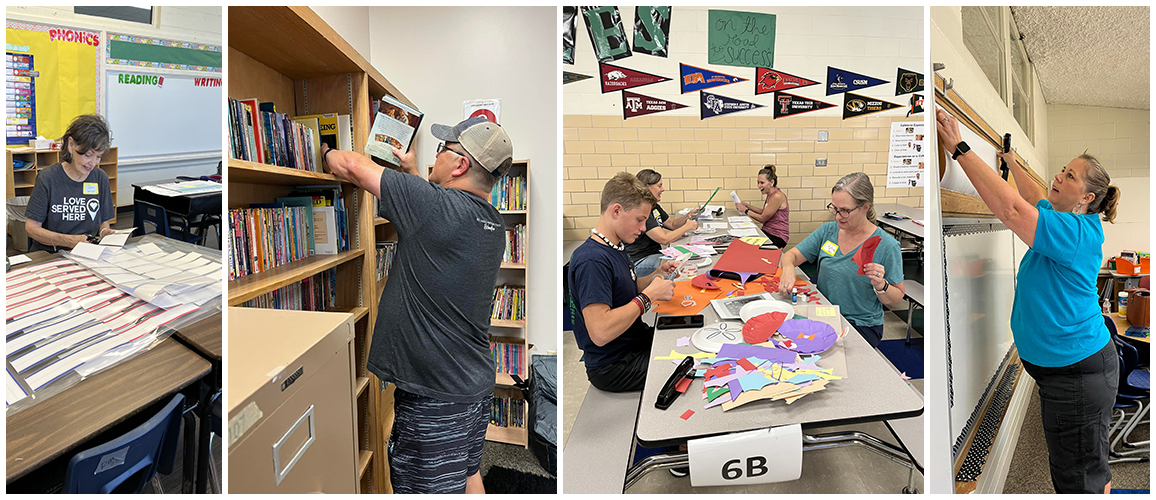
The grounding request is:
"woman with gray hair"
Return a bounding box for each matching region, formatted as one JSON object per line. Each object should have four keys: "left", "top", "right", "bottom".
{"left": 623, "top": 169, "right": 700, "bottom": 276}
{"left": 777, "top": 172, "right": 906, "bottom": 347}
{"left": 937, "top": 109, "right": 1121, "bottom": 493}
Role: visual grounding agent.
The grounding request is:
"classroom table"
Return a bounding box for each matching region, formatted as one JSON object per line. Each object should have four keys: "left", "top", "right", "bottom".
{"left": 623, "top": 224, "right": 924, "bottom": 489}
{"left": 132, "top": 179, "right": 222, "bottom": 247}
{"left": 874, "top": 202, "right": 924, "bottom": 267}
{"left": 5, "top": 249, "right": 220, "bottom": 491}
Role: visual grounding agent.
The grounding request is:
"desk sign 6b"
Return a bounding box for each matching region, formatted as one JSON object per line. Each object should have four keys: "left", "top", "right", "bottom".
{"left": 686, "top": 424, "right": 803, "bottom": 487}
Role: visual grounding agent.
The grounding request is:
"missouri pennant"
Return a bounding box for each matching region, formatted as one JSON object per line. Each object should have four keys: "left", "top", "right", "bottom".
{"left": 842, "top": 92, "right": 902, "bottom": 120}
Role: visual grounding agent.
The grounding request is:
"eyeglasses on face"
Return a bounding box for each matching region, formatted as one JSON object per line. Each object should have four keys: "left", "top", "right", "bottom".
{"left": 827, "top": 202, "right": 862, "bottom": 218}
{"left": 436, "top": 142, "right": 466, "bottom": 158}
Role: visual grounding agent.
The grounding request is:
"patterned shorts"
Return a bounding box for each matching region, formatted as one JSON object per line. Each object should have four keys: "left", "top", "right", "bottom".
{"left": 388, "top": 388, "right": 490, "bottom": 494}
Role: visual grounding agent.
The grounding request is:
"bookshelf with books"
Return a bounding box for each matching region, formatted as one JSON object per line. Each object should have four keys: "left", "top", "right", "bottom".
{"left": 6, "top": 147, "right": 119, "bottom": 220}
{"left": 429, "top": 159, "right": 531, "bottom": 446}
{"left": 227, "top": 6, "right": 408, "bottom": 493}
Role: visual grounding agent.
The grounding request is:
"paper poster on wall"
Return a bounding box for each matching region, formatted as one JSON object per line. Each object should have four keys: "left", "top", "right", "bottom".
{"left": 707, "top": 10, "right": 776, "bottom": 68}
{"left": 563, "top": 71, "right": 592, "bottom": 85}
{"left": 633, "top": 6, "right": 671, "bottom": 57}
{"left": 680, "top": 63, "right": 746, "bottom": 94}
{"left": 6, "top": 53, "right": 37, "bottom": 145}
{"left": 582, "top": 6, "right": 631, "bottom": 62}
{"left": 6, "top": 21, "right": 100, "bottom": 145}
{"left": 754, "top": 68, "right": 819, "bottom": 95}
{"left": 464, "top": 99, "right": 500, "bottom": 124}
{"left": 886, "top": 121, "right": 925, "bottom": 188}
{"left": 773, "top": 92, "right": 835, "bottom": 119}
{"left": 907, "top": 93, "right": 924, "bottom": 117}
{"left": 826, "top": 66, "right": 888, "bottom": 96}
{"left": 106, "top": 33, "right": 221, "bottom": 73}
{"left": 563, "top": 6, "right": 577, "bottom": 65}
{"left": 700, "top": 91, "right": 763, "bottom": 120}
{"left": 599, "top": 62, "right": 669, "bottom": 94}
{"left": 895, "top": 67, "right": 924, "bottom": 95}
{"left": 842, "top": 92, "right": 901, "bottom": 120}
{"left": 623, "top": 90, "right": 687, "bottom": 119}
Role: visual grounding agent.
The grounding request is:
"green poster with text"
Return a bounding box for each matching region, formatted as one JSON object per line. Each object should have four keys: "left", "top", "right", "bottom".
{"left": 708, "top": 10, "right": 776, "bottom": 69}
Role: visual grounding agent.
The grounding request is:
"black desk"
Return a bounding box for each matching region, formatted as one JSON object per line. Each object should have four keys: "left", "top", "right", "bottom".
{"left": 131, "top": 180, "right": 222, "bottom": 248}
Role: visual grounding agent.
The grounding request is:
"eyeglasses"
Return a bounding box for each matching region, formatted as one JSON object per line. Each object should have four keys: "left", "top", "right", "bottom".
{"left": 827, "top": 203, "right": 862, "bottom": 218}
{"left": 436, "top": 142, "right": 466, "bottom": 158}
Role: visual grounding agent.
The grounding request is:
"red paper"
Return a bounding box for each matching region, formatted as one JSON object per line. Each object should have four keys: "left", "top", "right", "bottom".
{"left": 741, "top": 311, "right": 789, "bottom": 344}
{"left": 705, "top": 365, "right": 731, "bottom": 380}
{"left": 737, "top": 358, "right": 757, "bottom": 371}
{"left": 713, "top": 240, "right": 781, "bottom": 276}
{"left": 692, "top": 274, "right": 721, "bottom": 290}
{"left": 680, "top": 409, "right": 695, "bottom": 420}
{"left": 853, "top": 235, "right": 883, "bottom": 275}
{"left": 674, "top": 377, "right": 692, "bottom": 393}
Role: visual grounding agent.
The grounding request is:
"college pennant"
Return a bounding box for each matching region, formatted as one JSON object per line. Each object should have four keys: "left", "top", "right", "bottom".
{"left": 754, "top": 68, "right": 820, "bottom": 95}
{"left": 826, "top": 66, "right": 889, "bottom": 95}
{"left": 680, "top": 63, "right": 747, "bottom": 94}
{"left": 622, "top": 90, "right": 688, "bottom": 119}
{"left": 600, "top": 62, "right": 671, "bottom": 93}
{"left": 772, "top": 91, "right": 836, "bottom": 119}
{"left": 842, "top": 92, "right": 903, "bottom": 120}
{"left": 700, "top": 91, "right": 764, "bottom": 120}
{"left": 907, "top": 93, "right": 925, "bottom": 117}
{"left": 895, "top": 67, "right": 925, "bottom": 95}
{"left": 563, "top": 71, "right": 593, "bottom": 85}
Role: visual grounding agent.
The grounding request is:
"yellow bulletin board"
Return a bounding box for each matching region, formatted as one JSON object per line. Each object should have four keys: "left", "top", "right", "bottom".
{"left": 6, "top": 20, "right": 100, "bottom": 146}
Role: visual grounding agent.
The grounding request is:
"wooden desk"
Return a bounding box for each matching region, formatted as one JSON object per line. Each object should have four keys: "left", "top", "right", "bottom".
{"left": 1111, "top": 314, "right": 1150, "bottom": 344}
{"left": 173, "top": 315, "right": 223, "bottom": 361}
{"left": 5, "top": 339, "right": 211, "bottom": 483}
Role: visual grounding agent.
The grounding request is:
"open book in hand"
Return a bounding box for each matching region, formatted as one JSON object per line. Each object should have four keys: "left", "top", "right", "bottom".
{"left": 365, "top": 94, "right": 423, "bottom": 166}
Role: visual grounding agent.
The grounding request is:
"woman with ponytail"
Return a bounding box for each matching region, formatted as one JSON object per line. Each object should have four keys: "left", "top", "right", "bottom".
{"left": 937, "top": 109, "right": 1120, "bottom": 494}
{"left": 734, "top": 164, "right": 790, "bottom": 247}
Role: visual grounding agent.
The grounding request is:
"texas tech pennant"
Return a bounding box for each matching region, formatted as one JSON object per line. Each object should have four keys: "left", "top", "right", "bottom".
{"left": 622, "top": 90, "right": 688, "bottom": 119}
{"left": 563, "top": 72, "right": 592, "bottom": 85}
{"left": 700, "top": 91, "right": 764, "bottom": 119}
{"left": 895, "top": 67, "right": 924, "bottom": 95}
{"left": 842, "top": 92, "right": 902, "bottom": 120}
{"left": 907, "top": 93, "right": 924, "bottom": 117}
{"left": 680, "top": 63, "right": 746, "bottom": 94}
{"left": 755, "top": 68, "right": 820, "bottom": 95}
{"left": 600, "top": 62, "right": 671, "bottom": 93}
{"left": 773, "top": 91, "right": 836, "bottom": 119}
{"left": 827, "top": 66, "right": 888, "bottom": 95}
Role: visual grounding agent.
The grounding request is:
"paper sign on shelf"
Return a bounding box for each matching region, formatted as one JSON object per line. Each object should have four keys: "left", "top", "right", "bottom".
{"left": 687, "top": 425, "right": 802, "bottom": 487}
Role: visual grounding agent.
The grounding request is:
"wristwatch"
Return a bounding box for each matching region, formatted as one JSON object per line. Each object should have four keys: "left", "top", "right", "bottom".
{"left": 952, "top": 141, "right": 971, "bottom": 160}
{"left": 874, "top": 281, "right": 889, "bottom": 294}
{"left": 744, "top": 208, "right": 750, "bottom": 215}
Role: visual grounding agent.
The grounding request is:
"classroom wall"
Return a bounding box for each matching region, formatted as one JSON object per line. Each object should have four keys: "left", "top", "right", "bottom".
{"left": 930, "top": 6, "right": 1049, "bottom": 178}
{"left": 310, "top": 7, "right": 371, "bottom": 60}
{"left": 563, "top": 6, "right": 924, "bottom": 245}
{"left": 318, "top": 7, "right": 559, "bottom": 354}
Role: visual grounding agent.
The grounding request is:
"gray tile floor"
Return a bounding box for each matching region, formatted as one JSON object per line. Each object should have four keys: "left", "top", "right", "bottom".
{"left": 562, "top": 299, "right": 925, "bottom": 494}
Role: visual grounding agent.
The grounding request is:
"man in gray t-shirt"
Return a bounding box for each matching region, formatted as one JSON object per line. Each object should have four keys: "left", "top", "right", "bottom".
{"left": 322, "top": 116, "right": 513, "bottom": 494}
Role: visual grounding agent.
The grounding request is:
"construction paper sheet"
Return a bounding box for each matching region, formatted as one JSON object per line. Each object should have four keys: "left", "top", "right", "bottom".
{"left": 775, "top": 319, "right": 838, "bottom": 354}
{"left": 652, "top": 281, "right": 723, "bottom": 315}
{"left": 721, "top": 382, "right": 802, "bottom": 410}
{"left": 781, "top": 380, "right": 829, "bottom": 404}
{"left": 713, "top": 240, "right": 781, "bottom": 276}
{"left": 676, "top": 336, "right": 690, "bottom": 347}
{"left": 737, "top": 371, "right": 778, "bottom": 392}
{"left": 727, "top": 379, "right": 743, "bottom": 401}
{"left": 705, "top": 386, "right": 729, "bottom": 402}
{"left": 674, "top": 377, "right": 692, "bottom": 393}
{"left": 654, "top": 350, "right": 714, "bottom": 361}
{"left": 742, "top": 311, "right": 789, "bottom": 344}
{"left": 717, "top": 343, "right": 797, "bottom": 364}
{"left": 680, "top": 409, "right": 695, "bottom": 420}
{"left": 703, "top": 366, "right": 756, "bottom": 387}
{"left": 8, "top": 254, "right": 31, "bottom": 265}
{"left": 692, "top": 274, "right": 721, "bottom": 290}
{"left": 853, "top": 235, "right": 882, "bottom": 275}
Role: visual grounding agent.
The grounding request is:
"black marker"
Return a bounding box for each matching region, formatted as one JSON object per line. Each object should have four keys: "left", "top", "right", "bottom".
{"left": 1000, "top": 133, "right": 1011, "bottom": 181}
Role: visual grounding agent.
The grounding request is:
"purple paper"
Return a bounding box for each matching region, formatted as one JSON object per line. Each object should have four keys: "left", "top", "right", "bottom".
{"left": 676, "top": 336, "right": 690, "bottom": 347}
{"left": 775, "top": 319, "right": 838, "bottom": 354}
{"left": 703, "top": 367, "right": 754, "bottom": 387}
{"left": 717, "top": 343, "right": 797, "bottom": 364}
{"left": 727, "top": 379, "right": 743, "bottom": 401}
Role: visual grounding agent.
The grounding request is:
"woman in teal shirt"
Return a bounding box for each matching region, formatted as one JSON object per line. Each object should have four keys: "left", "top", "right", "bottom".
{"left": 937, "top": 109, "right": 1121, "bottom": 494}
{"left": 778, "top": 172, "right": 906, "bottom": 347}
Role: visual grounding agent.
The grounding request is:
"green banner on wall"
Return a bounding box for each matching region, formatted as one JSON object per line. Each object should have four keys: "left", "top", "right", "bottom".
{"left": 708, "top": 10, "right": 776, "bottom": 69}
{"left": 108, "top": 39, "right": 221, "bottom": 69}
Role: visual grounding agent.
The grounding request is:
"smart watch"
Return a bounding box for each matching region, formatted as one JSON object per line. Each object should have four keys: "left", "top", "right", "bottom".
{"left": 952, "top": 141, "right": 971, "bottom": 160}
{"left": 874, "top": 281, "right": 889, "bottom": 294}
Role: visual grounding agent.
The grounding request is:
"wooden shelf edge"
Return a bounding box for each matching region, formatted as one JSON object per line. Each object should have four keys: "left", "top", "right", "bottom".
{"left": 495, "top": 372, "right": 521, "bottom": 386}
{"left": 490, "top": 319, "right": 526, "bottom": 329}
{"left": 227, "top": 249, "right": 365, "bottom": 305}
{"left": 374, "top": 217, "right": 390, "bottom": 226}
{"left": 350, "top": 306, "right": 369, "bottom": 321}
{"left": 499, "top": 210, "right": 528, "bottom": 215}
{"left": 356, "top": 376, "right": 370, "bottom": 397}
{"left": 228, "top": 158, "right": 345, "bottom": 185}
{"left": 485, "top": 424, "right": 529, "bottom": 447}
{"left": 357, "top": 450, "right": 373, "bottom": 479}
{"left": 500, "top": 262, "right": 527, "bottom": 270}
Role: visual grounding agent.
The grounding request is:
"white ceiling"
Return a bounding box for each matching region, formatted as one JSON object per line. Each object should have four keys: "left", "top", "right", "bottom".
{"left": 1010, "top": 6, "right": 1150, "bottom": 110}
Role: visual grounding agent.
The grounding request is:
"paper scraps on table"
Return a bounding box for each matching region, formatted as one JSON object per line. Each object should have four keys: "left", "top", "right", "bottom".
{"left": 853, "top": 235, "right": 883, "bottom": 275}
{"left": 900, "top": 372, "right": 911, "bottom": 380}
{"left": 653, "top": 280, "right": 723, "bottom": 315}
{"left": 717, "top": 343, "right": 797, "bottom": 365}
{"left": 775, "top": 319, "right": 838, "bottom": 354}
{"left": 741, "top": 311, "right": 789, "bottom": 344}
{"left": 676, "top": 336, "right": 690, "bottom": 347}
{"left": 691, "top": 274, "right": 721, "bottom": 290}
{"left": 654, "top": 350, "right": 715, "bottom": 361}
{"left": 680, "top": 409, "right": 695, "bottom": 420}
{"left": 674, "top": 377, "right": 693, "bottom": 393}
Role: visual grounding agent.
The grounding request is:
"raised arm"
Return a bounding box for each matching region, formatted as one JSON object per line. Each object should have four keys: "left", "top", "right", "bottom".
{"left": 646, "top": 219, "right": 699, "bottom": 245}
{"left": 1001, "top": 151, "right": 1046, "bottom": 206}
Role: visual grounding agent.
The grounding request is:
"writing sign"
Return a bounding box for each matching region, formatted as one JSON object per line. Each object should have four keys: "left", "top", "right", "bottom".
{"left": 708, "top": 10, "right": 776, "bottom": 69}
{"left": 687, "top": 425, "right": 802, "bottom": 487}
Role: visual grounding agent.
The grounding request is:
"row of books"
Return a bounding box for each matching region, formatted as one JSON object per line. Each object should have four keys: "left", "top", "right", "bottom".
{"left": 490, "top": 396, "right": 525, "bottom": 429}
{"left": 227, "top": 188, "right": 350, "bottom": 280}
{"left": 503, "top": 224, "right": 526, "bottom": 265}
{"left": 240, "top": 269, "right": 338, "bottom": 311}
{"left": 375, "top": 241, "right": 396, "bottom": 282}
{"left": 490, "top": 342, "right": 524, "bottom": 376}
{"left": 490, "top": 173, "right": 527, "bottom": 211}
{"left": 491, "top": 284, "right": 526, "bottom": 321}
{"left": 229, "top": 98, "right": 319, "bottom": 172}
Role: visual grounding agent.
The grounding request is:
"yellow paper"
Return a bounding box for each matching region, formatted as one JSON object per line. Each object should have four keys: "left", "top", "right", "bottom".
{"left": 815, "top": 307, "right": 837, "bottom": 317}
{"left": 740, "top": 236, "right": 769, "bottom": 246}
{"left": 654, "top": 350, "right": 716, "bottom": 361}
{"left": 6, "top": 25, "right": 99, "bottom": 142}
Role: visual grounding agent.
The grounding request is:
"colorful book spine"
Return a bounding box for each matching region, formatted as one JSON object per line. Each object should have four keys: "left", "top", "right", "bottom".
{"left": 503, "top": 224, "right": 526, "bottom": 264}
{"left": 376, "top": 241, "right": 397, "bottom": 281}
{"left": 240, "top": 269, "right": 338, "bottom": 311}
{"left": 227, "top": 206, "right": 310, "bottom": 280}
{"left": 490, "top": 284, "right": 526, "bottom": 321}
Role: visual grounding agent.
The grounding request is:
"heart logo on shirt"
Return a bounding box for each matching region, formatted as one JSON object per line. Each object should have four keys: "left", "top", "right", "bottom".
{"left": 87, "top": 199, "right": 99, "bottom": 221}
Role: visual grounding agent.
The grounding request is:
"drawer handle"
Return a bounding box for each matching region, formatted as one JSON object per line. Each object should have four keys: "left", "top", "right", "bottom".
{"left": 272, "top": 404, "right": 315, "bottom": 486}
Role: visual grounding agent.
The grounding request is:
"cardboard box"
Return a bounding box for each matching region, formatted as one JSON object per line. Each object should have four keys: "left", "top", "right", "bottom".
{"left": 8, "top": 221, "right": 28, "bottom": 252}
{"left": 228, "top": 308, "right": 358, "bottom": 493}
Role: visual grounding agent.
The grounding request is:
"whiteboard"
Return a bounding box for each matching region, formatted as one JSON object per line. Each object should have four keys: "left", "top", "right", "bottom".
{"left": 936, "top": 104, "right": 1003, "bottom": 199}
{"left": 945, "top": 229, "right": 1018, "bottom": 445}
{"left": 105, "top": 72, "right": 222, "bottom": 157}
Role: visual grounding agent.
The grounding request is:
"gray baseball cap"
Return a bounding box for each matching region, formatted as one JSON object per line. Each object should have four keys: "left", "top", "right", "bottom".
{"left": 431, "top": 116, "right": 513, "bottom": 176}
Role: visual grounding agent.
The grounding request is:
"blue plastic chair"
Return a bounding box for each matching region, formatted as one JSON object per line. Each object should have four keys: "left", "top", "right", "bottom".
{"left": 134, "top": 200, "right": 202, "bottom": 244}
{"left": 63, "top": 394, "right": 185, "bottom": 494}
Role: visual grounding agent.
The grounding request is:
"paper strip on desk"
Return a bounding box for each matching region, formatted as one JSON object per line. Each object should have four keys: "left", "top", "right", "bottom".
{"left": 98, "top": 232, "right": 131, "bottom": 247}
{"left": 728, "top": 228, "right": 759, "bottom": 237}
{"left": 6, "top": 311, "right": 93, "bottom": 353}
{"left": 78, "top": 289, "right": 126, "bottom": 310}
{"left": 7, "top": 290, "right": 67, "bottom": 321}
{"left": 144, "top": 267, "right": 181, "bottom": 280}
{"left": 187, "top": 262, "right": 221, "bottom": 277}
{"left": 11, "top": 323, "right": 111, "bottom": 373}
{"left": 137, "top": 242, "right": 163, "bottom": 255}
{"left": 71, "top": 242, "right": 111, "bottom": 261}
{"left": 8, "top": 254, "right": 31, "bottom": 265}
{"left": 7, "top": 277, "right": 49, "bottom": 299}
{"left": 147, "top": 251, "right": 186, "bottom": 265}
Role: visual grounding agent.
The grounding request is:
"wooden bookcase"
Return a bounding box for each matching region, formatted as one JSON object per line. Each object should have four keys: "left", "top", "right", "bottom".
{"left": 6, "top": 147, "right": 119, "bottom": 222}
{"left": 427, "top": 160, "right": 531, "bottom": 447}
{"left": 227, "top": 6, "right": 411, "bottom": 493}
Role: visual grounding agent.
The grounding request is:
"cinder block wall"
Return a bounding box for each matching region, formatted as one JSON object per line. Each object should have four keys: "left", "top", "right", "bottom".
{"left": 1047, "top": 104, "right": 1149, "bottom": 180}
{"left": 562, "top": 114, "right": 924, "bottom": 244}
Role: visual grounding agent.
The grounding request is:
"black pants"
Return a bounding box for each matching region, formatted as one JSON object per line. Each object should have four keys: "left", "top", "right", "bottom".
{"left": 1021, "top": 340, "right": 1119, "bottom": 494}
{"left": 760, "top": 229, "right": 787, "bottom": 249}
{"left": 587, "top": 348, "right": 649, "bottom": 393}
{"left": 851, "top": 322, "right": 884, "bottom": 348}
